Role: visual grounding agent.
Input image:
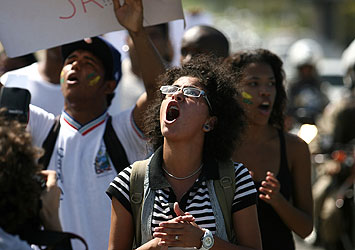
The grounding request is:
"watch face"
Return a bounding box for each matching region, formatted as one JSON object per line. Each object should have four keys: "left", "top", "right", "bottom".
{"left": 203, "top": 235, "right": 213, "bottom": 248}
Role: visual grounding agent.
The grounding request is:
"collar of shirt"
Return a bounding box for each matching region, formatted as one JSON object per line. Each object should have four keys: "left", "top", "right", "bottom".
{"left": 148, "top": 146, "right": 220, "bottom": 190}
{"left": 62, "top": 109, "right": 108, "bottom": 135}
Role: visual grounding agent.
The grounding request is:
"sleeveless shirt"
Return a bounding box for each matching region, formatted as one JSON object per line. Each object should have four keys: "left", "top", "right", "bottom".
{"left": 255, "top": 130, "right": 295, "bottom": 250}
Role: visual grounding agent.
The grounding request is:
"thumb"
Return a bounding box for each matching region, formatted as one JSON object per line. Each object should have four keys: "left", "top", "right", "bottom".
{"left": 174, "top": 202, "right": 185, "bottom": 216}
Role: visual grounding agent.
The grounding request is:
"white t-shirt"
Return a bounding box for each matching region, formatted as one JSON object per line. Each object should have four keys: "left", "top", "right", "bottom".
{"left": 28, "top": 105, "right": 148, "bottom": 250}
{"left": 1, "top": 63, "right": 64, "bottom": 115}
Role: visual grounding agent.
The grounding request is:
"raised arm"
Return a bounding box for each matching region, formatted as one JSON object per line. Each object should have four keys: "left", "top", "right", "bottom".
{"left": 112, "top": 0, "right": 166, "bottom": 131}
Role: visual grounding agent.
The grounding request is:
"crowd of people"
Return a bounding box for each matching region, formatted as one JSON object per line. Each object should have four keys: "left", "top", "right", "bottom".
{"left": 0, "top": 0, "right": 354, "bottom": 250}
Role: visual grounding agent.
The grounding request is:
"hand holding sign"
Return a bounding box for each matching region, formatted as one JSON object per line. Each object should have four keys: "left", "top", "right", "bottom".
{"left": 113, "top": 0, "right": 143, "bottom": 33}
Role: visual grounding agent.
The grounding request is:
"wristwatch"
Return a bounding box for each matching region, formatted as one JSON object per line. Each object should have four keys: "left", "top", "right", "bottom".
{"left": 198, "top": 229, "right": 214, "bottom": 250}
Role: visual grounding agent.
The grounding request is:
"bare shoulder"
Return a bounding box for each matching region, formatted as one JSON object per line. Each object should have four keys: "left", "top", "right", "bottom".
{"left": 284, "top": 132, "right": 309, "bottom": 151}
{"left": 284, "top": 132, "right": 311, "bottom": 166}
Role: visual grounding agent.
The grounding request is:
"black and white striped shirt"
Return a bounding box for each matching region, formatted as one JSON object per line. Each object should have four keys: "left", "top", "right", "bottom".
{"left": 107, "top": 149, "right": 257, "bottom": 234}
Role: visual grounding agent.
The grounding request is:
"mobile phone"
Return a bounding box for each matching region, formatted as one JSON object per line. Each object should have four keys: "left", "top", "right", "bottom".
{"left": 0, "top": 87, "right": 31, "bottom": 123}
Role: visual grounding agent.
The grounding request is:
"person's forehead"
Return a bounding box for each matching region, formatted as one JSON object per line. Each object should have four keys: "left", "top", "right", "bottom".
{"left": 173, "top": 76, "right": 202, "bottom": 87}
{"left": 242, "top": 62, "right": 275, "bottom": 78}
{"left": 65, "top": 49, "right": 104, "bottom": 67}
{"left": 67, "top": 49, "right": 97, "bottom": 59}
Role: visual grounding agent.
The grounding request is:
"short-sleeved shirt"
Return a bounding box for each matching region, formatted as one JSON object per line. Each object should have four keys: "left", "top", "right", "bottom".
{"left": 107, "top": 147, "right": 257, "bottom": 235}
{"left": 28, "top": 105, "right": 148, "bottom": 250}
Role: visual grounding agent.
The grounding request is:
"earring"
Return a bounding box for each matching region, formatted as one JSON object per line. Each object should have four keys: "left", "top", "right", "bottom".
{"left": 203, "top": 124, "right": 210, "bottom": 131}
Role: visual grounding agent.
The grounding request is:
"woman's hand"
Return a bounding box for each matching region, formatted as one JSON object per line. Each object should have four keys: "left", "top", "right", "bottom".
{"left": 112, "top": 0, "right": 143, "bottom": 33}
{"left": 153, "top": 202, "right": 204, "bottom": 248}
{"left": 259, "top": 171, "right": 283, "bottom": 206}
{"left": 39, "top": 170, "right": 62, "bottom": 231}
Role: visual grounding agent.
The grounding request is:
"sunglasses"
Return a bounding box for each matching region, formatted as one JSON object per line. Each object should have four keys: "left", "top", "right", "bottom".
{"left": 160, "top": 85, "right": 213, "bottom": 112}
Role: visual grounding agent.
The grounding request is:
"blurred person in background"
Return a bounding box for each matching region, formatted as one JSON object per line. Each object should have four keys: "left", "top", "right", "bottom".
{"left": 311, "top": 38, "right": 355, "bottom": 250}
{"left": 180, "top": 25, "right": 229, "bottom": 65}
{"left": 225, "top": 49, "right": 313, "bottom": 250}
{"left": 0, "top": 51, "right": 37, "bottom": 77}
{"left": 0, "top": 47, "right": 64, "bottom": 115}
{"left": 285, "top": 38, "right": 329, "bottom": 131}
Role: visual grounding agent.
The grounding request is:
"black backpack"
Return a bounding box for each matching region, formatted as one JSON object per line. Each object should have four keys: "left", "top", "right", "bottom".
{"left": 20, "top": 229, "right": 88, "bottom": 250}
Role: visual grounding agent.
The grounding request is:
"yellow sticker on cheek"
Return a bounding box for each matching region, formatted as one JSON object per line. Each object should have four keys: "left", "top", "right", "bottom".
{"left": 89, "top": 75, "right": 101, "bottom": 86}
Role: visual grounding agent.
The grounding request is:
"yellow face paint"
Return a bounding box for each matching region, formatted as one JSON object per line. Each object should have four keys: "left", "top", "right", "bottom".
{"left": 87, "top": 72, "right": 96, "bottom": 79}
{"left": 242, "top": 91, "right": 253, "bottom": 105}
{"left": 87, "top": 71, "right": 101, "bottom": 86}
{"left": 242, "top": 91, "right": 253, "bottom": 99}
{"left": 60, "top": 71, "right": 65, "bottom": 84}
{"left": 89, "top": 75, "right": 101, "bottom": 86}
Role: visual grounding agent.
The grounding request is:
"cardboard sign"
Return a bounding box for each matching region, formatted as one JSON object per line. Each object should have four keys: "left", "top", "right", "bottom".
{"left": 0, "top": 0, "right": 184, "bottom": 57}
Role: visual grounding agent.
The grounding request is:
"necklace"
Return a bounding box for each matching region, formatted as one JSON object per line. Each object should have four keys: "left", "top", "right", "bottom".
{"left": 162, "top": 164, "right": 203, "bottom": 180}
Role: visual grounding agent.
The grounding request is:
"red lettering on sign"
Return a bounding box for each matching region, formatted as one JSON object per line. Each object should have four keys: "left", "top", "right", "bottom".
{"left": 59, "top": 0, "right": 76, "bottom": 19}
{"left": 81, "top": 0, "right": 104, "bottom": 13}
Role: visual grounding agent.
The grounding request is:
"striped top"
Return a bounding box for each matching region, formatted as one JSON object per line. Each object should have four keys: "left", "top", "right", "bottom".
{"left": 107, "top": 147, "right": 257, "bottom": 234}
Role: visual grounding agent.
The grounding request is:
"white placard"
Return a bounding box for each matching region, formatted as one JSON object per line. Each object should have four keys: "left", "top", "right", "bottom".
{"left": 0, "top": 0, "right": 184, "bottom": 57}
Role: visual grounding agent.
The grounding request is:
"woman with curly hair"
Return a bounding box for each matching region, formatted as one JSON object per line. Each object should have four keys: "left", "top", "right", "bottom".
{"left": 224, "top": 49, "right": 313, "bottom": 250}
{"left": 107, "top": 56, "right": 262, "bottom": 250}
{"left": 0, "top": 110, "right": 61, "bottom": 249}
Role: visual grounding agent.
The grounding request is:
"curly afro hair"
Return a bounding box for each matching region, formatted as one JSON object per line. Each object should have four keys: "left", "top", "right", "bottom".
{"left": 224, "top": 49, "right": 287, "bottom": 129}
{"left": 143, "top": 55, "right": 246, "bottom": 161}
{"left": 0, "top": 110, "right": 43, "bottom": 234}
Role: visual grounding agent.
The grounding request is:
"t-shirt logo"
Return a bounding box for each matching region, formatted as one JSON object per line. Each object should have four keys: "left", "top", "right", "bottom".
{"left": 94, "top": 145, "right": 112, "bottom": 174}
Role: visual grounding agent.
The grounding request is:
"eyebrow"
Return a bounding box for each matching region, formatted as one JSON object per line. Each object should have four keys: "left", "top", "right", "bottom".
{"left": 65, "top": 54, "right": 98, "bottom": 65}
{"left": 246, "top": 76, "right": 275, "bottom": 80}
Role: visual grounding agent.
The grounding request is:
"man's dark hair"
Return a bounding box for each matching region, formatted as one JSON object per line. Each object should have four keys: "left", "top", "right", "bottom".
{"left": 143, "top": 55, "right": 245, "bottom": 161}
{"left": 224, "top": 49, "right": 287, "bottom": 129}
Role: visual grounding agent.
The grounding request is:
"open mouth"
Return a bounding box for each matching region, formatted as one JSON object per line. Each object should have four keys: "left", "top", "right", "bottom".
{"left": 258, "top": 101, "right": 271, "bottom": 111}
{"left": 67, "top": 73, "right": 79, "bottom": 85}
{"left": 166, "top": 103, "right": 180, "bottom": 121}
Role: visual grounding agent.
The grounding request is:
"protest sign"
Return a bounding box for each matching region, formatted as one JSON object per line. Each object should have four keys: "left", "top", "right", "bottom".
{"left": 0, "top": 0, "right": 184, "bottom": 57}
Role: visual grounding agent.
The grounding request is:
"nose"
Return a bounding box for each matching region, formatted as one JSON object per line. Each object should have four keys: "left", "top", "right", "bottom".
{"left": 171, "top": 88, "right": 184, "bottom": 102}
{"left": 259, "top": 86, "right": 271, "bottom": 97}
{"left": 71, "top": 60, "right": 81, "bottom": 70}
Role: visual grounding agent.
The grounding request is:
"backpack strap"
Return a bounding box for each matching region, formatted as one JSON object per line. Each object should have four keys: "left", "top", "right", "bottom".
{"left": 104, "top": 116, "right": 130, "bottom": 173}
{"left": 213, "top": 160, "right": 236, "bottom": 243}
{"left": 129, "top": 159, "right": 150, "bottom": 248}
{"left": 38, "top": 115, "right": 61, "bottom": 169}
{"left": 20, "top": 230, "right": 88, "bottom": 250}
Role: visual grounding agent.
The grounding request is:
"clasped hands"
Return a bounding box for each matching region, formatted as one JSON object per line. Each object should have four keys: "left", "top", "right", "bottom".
{"left": 153, "top": 202, "right": 204, "bottom": 248}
